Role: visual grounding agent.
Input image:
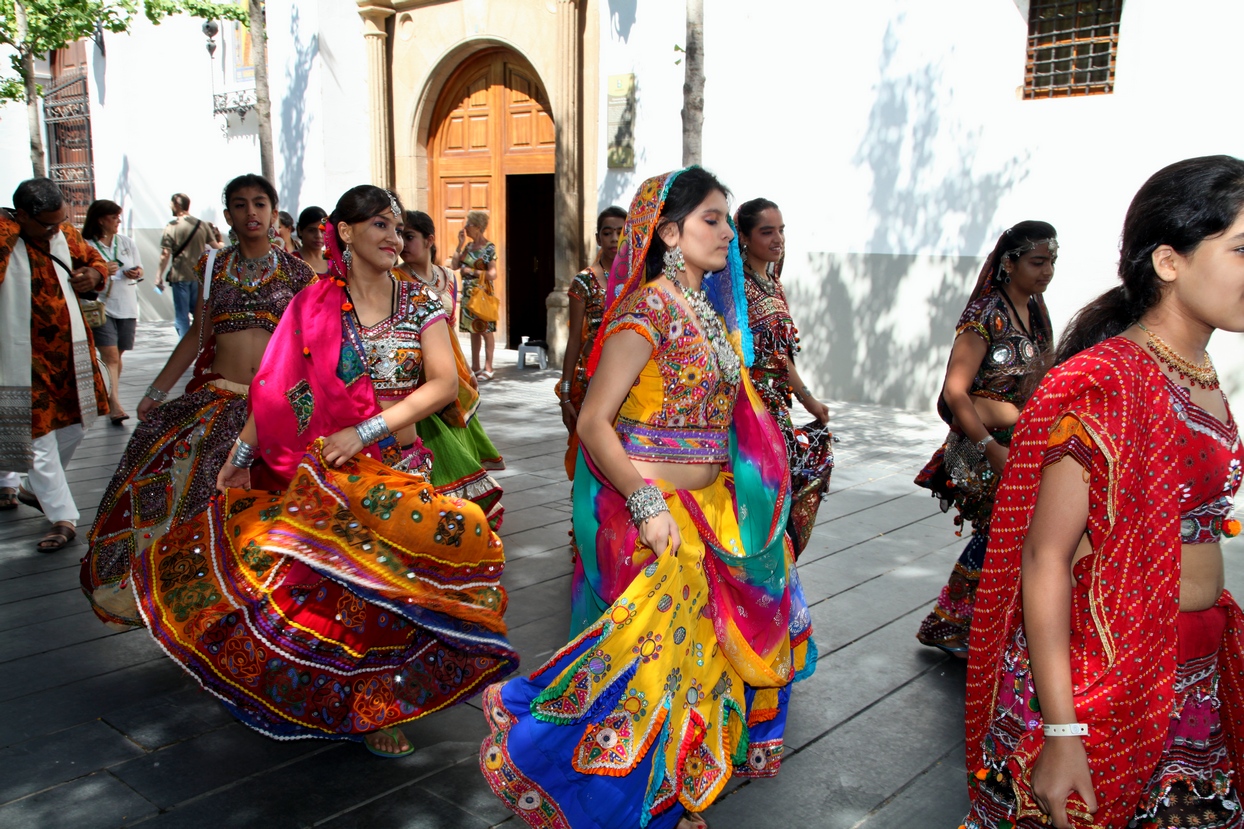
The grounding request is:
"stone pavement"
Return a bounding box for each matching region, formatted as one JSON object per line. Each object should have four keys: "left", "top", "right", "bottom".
{"left": 6, "top": 325, "right": 1235, "bottom": 828}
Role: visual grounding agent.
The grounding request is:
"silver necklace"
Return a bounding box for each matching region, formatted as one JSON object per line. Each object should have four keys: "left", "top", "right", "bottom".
{"left": 233, "top": 249, "right": 277, "bottom": 286}
{"left": 667, "top": 273, "right": 741, "bottom": 386}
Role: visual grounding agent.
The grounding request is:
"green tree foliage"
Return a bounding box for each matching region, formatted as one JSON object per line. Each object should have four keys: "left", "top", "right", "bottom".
{"left": 0, "top": 0, "right": 246, "bottom": 103}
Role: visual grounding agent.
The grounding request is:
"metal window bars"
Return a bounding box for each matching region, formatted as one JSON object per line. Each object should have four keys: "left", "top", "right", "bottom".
{"left": 1025, "top": 0, "right": 1124, "bottom": 99}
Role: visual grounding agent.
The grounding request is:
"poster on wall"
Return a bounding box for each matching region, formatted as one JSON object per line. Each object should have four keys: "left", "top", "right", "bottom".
{"left": 607, "top": 74, "right": 636, "bottom": 169}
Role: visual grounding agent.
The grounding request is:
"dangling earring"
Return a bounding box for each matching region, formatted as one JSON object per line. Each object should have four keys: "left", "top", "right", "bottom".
{"left": 740, "top": 242, "right": 749, "bottom": 263}
{"left": 228, "top": 227, "right": 238, "bottom": 245}
{"left": 766, "top": 261, "right": 776, "bottom": 278}
{"left": 1001, "top": 267, "right": 1012, "bottom": 285}
{"left": 662, "top": 246, "right": 685, "bottom": 282}
{"left": 267, "top": 225, "right": 277, "bottom": 242}
{"left": 343, "top": 245, "right": 353, "bottom": 273}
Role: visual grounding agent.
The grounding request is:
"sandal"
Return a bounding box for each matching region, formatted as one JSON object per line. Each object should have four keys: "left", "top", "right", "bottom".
{"left": 0, "top": 487, "right": 16, "bottom": 510}
{"left": 928, "top": 640, "right": 969, "bottom": 660}
{"left": 17, "top": 487, "right": 42, "bottom": 513}
{"left": 110, "top": 413, "right": 130, "bottom": 425}
{"left": 37, "top": 523, "right": 76, "bottom": 552}
{"left": 479, "top": 370, "right": 494, "bottom": 382}
{"left": 363, "top": 726, "right": 414, "bottom": 758}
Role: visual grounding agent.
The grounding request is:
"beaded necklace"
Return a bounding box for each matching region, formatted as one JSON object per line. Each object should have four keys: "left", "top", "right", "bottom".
{"left": 666, "top": 272, "right": 741, "bottom": 386}
{"left": 1138, "top": 323, "right": 1219, "bottom": 390}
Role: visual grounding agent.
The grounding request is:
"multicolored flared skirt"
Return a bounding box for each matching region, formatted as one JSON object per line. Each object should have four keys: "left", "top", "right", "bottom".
{"left": 965, "top": 604, "right": 1243, "bottom": 828}
{"left": 134, "top": 443, "right": 518, "bottom": 740}
{"left": 481, "top": 473, "right": 815, "bottom": 828}
{"left": 83, "top": 381, "right": 248, "bottom": 628}
{"left": 417, "top": 413, "right": 504, "bottom": 529}
{"left": 916, "top": 532, "right": 988, "bottom": 650}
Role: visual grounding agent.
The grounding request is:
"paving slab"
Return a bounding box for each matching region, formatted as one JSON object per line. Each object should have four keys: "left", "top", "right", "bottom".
{"left": 0, "top": 325, "right": 1100, "bottom": 827}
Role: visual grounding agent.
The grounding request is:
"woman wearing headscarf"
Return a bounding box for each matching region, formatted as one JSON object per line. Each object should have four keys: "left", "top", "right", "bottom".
{"left": 914, "top": 222, "right": 1057, "bottom": 657}
{"left": 480, "top": 168, "right": 815, "bottom": 829}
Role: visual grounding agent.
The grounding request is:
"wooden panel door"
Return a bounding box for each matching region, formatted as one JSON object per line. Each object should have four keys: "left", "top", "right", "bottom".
{"left": 429, "top": 49, "right": 555, "bottom": 342}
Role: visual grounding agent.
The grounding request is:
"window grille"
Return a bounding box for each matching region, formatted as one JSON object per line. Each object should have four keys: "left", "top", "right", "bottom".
{"left": 1025, "top": 1, "right": 1123, "bottom": 99}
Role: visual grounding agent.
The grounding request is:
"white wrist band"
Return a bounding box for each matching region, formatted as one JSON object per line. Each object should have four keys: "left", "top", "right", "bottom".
{"left": 1042, "top": 723, "right": 1088, "bottom": 737}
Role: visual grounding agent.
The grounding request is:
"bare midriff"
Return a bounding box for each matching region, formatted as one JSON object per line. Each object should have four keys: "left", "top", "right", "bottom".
{"left": 633, "top": 459, "right": 720, "bottom": 493}
{"left": 1071, "top": 534, "right": 1224, "bottom": 612}
{"left": 972, "top": 397, "right": 1021, "bottom": 431}
{"left": 212, "top": 329, "right": 274, "bottom": 385}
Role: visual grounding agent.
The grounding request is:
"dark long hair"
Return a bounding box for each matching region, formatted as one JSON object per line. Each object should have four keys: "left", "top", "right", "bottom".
{"left": 735, "top": 197, "right": 778, "bottom": 237}
{"left": 404, "top": 209, "right": 437, "bottom": 265}
{"left": 644, "top": 167, "right": 732, "bottom": 280}
{"left": 82, "top": 199, "right": 123, "bottom": 241}
{"left": 296, "top": 206, "right": 327, "bottom": 233}
{"left": 1055, "top": 155, "right": 1244, "bottom": 364}
{"left": 223, "top": 174, "right": 278, "bottom": 207}
{"left": 324, "top": 185, "right": 405, "bottom": 277}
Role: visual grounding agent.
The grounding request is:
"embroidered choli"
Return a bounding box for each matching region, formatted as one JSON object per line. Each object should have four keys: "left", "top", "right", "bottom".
{"left": 567, "top": 266, "right": 608, "bottom": 407}
{"left": 1046, "top": 370, "right": 1242, "bottom": 544}
{"left": 205, "top": 247, "right": 314, "bottom": 335}
{"left": 744, "top": 270, "right": 799, "bottom": 415}
{"left": 337, "top": 280, "right": 447, "bottom": 401}
{"left": 601, "top": 283, "right": 736, "bottom": 464}
{"left": 956, "top": 291, "right": 1049, "bottom": 407}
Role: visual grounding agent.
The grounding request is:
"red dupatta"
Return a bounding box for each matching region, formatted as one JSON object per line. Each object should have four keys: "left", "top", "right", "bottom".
{"left": 964, "top": 336, "right": 1244, "bottom": 827}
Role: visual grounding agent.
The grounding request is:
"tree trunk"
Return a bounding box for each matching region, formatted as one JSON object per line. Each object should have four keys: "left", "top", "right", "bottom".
{"left": 681, "top": 0, "right": 704, "bottom": 167}
{"left": 248, "top": 0, "right": 274, "bottom": 183}
{"left": 14, "top": 1, "right": 46, "bottom": 176}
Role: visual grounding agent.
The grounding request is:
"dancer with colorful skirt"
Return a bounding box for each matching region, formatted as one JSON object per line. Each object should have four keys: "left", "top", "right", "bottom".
{"left": 964, "top": 155, "right": 1244, "bottom": 829}
{"left": 134, "top": 185, "right": 517, "bottom": 757}
{"left": 481, "top": 168, "right": 816, "bottom": 829}
{"left": 557, "top": 205, "right": 626, "bottom": 479}
{"left": 913, "top": 222, "right": 1057, "bottom": 657}
{"left": 397, "top": 209, "right": 505, "bottom": 526}
{"left": 736, "top": 198, "right": 834, "bottom": 558}
{"left": 83, "top": 175, "right": 314, "bottom": 628}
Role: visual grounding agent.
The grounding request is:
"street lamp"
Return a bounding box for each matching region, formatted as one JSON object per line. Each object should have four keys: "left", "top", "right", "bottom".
{"left": 203, "top": 20, "right": 219, "bottom": 57}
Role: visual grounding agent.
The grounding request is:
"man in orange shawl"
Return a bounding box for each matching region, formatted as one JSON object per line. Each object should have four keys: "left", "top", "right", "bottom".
{"left": 0, "top": 178, "right": 108, "bottom": 551}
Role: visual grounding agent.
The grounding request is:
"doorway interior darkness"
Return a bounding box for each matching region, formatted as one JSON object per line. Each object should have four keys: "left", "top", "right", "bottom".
{"left": 504, "top": 173, "right": 555, "bottom": 350}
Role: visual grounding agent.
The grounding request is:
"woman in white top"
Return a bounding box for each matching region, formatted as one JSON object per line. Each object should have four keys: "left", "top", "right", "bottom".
{"left": 82, "top": 200, "right": 143, "bottom": 424}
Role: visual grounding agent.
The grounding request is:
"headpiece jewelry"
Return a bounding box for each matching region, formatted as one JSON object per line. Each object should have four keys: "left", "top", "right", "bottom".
{"left": 385, "top": 190, "right": 401, "bottom": 218}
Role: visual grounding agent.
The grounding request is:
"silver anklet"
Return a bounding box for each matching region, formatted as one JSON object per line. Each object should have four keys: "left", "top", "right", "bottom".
{"left": 626, "top": 484, "right": 668, "bottom": 527}
{"left": 231, "top": 438, "right": 257, "bottom": 468}
{"left": 355, "top": 413, "right": 391, "bottom": 446}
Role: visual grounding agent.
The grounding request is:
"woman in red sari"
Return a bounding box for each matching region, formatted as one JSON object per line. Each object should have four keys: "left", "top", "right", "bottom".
{"left": 963, "top": 155, "right": 1244, "bottom": 829}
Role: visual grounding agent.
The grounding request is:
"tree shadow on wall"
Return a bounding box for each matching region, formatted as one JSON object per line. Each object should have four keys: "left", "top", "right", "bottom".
{"left": 279, "top": 5, "right": 319, "bottom": 211}
{"left": 598, "top": 76, "right": 643, "bottom": 214}
{"left": 609, "top": 0, "right": 638, "bottom": 43}
{"left": 786, "top": 21, "right": 1029, "bottom": 411}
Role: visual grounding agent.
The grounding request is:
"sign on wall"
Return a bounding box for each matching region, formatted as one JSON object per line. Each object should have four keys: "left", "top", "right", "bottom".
{"left": 607, "top": 73, "right": 636, "bottom": 169}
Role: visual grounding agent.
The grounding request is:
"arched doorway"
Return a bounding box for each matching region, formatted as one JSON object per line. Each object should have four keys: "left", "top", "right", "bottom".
{"left": 428, "top": 48, "right": 556, "bottom": 348}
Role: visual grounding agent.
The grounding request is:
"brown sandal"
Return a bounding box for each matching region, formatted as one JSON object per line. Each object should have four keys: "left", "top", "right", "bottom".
{"left": 0, "top": 487, "right": 16, "bottom": 510}
{"left": 37, "top": 523, "right": 76, "bottom": 552}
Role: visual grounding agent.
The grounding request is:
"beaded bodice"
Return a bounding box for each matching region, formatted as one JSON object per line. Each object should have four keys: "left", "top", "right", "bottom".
{"left": 207, "top": 247, "right": 314, "bottom": 335}
{"left": 337, "top": 279, "right": 447, "bottom": 401}
{"left": 603, "top": 284, "right": 737, "bottom": 464}
{"left": 957, "top": 291, "right": 1049, "bottom": 407}
{"left": 744, "top": 270, "right": 799, "bottom": 414}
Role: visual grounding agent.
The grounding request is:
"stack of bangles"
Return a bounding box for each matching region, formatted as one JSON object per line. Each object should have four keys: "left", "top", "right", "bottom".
{"left": 145, "top": 385, "right": 169, "bottom": 403}
{"left": 232, "top": 438, "right": 256, "bottom": 468}
{"left": 355, "top": 413, "right": 390, "bottom": 446}
{"left": 558, "top": 379, "right": 571, "bottom": 407}
{"left": 626, "top": 485, "right": 669, "bottom": 527}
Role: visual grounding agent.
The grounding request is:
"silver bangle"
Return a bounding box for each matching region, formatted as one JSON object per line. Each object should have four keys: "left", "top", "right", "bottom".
{"left": 231, "top": 438, "right": 256, "bottom": 469}
{"left": 354, "top": 413, "right": 391, "bottom": 446}
{"left": 625, "top": 484, "right": 669, "bottom": 527}
{"left": 145, "top": 384, "right": 169, "bottom": 403}
{"left": 1042, "top": 723, "right": 1088, "bottom": 737}
{"left": 559, "top": 379, "right": 571, "bottom": 393}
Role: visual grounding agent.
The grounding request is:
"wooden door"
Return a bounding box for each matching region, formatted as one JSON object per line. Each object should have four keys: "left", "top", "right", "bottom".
{"left": 429, "top": 50, "right": 555, "bottom": 342}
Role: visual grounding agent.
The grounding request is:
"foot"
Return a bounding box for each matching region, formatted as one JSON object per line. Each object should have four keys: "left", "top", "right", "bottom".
{"left": 37, "top": 522, "right": 76, "bottom": 552}
{"left": 17, "top": 487, "right": 43, "bottom": 513}
{"left": 677, "top": 814, "right": 709, "bottom": 829}
{"left": 363, "top": 727, "right": 413, "bottom": 758}
{"left": 0, "top": 487, "right": 16, "bottom": 510}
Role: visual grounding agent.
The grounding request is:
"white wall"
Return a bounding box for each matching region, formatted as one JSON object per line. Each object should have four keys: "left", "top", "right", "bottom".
{"left": 0, "top": 2, "right": 371, "bottom": 321}
{"left": 599, "top": 0, "right": 1244, "bottom": 412}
